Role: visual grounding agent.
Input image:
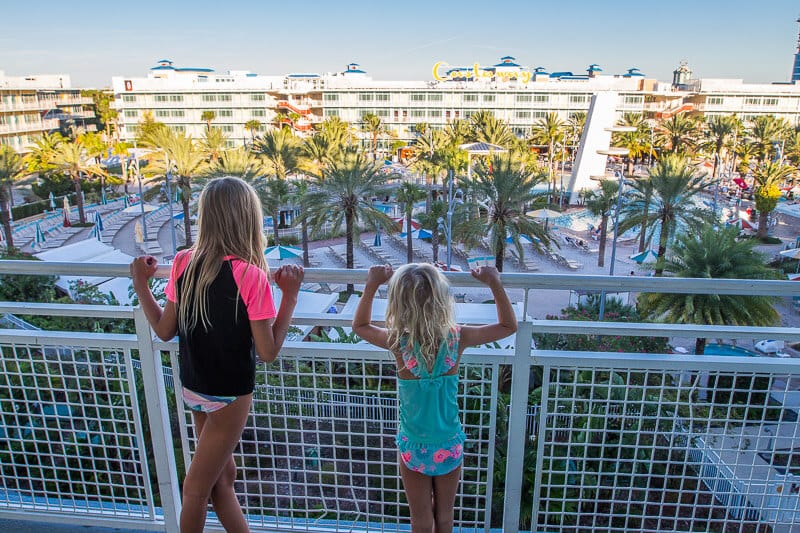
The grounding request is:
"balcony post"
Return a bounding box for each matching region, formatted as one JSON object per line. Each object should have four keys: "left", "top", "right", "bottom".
{"left": 502, "top": 321, "right": 533, "bottom": 532}
{"left": 134, "top": 307, "right": 182, "bottom": 532}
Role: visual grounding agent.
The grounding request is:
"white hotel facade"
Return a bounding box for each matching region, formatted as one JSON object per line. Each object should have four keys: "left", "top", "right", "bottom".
{"left": 111, "top": 58, "right": 800, "bottom": 150}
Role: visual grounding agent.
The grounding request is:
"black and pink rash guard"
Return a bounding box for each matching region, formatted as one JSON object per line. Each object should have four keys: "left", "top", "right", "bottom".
{"left": 165, "top": 250, "right": 277, "bottom": 396}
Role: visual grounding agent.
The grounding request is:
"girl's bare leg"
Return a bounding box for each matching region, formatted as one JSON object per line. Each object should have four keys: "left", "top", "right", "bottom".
{"left": 180, "top": 394, "right": 252, "bottom": 533}
{"left": 399, "top": 458, "right": 434, "bottom": 533}
{"left": 432, "top": 465, "right": 461, "bottom": 533}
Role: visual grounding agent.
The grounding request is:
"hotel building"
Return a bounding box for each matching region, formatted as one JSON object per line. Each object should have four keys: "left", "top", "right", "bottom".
{"left": 0, "top": 71, "right": 95, "bottom": 153}
{"left": 111, "top": 58, "right": 800, "bottom": 152}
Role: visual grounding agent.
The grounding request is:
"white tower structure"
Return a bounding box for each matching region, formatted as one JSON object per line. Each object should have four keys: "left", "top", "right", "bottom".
{"left": 567, "top": 91, "right": 619, "bottom": 204}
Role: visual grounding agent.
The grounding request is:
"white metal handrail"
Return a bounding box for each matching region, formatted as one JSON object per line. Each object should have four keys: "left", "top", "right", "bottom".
{"left": 1, "top": 262, "right": 800, "bottom": 532}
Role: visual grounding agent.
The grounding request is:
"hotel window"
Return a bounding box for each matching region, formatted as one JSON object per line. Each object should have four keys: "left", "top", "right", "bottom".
{"left": 218, "top": 94, "right": 232, "bottom": 102}
{"left": 122, "top": 95, "right": 137, "bottom": 103}
{"left": 251, "top": 94, "right": 265, "bottom": 101}
{"left": 359, "top": 93, "right": 373, "bottom": 101}
{"left": 410, "top": 94, "right": 426, "bottom": 102}
{"left": 127, "top": 125, "right": 139, "bottom": 134}
{"left": 124, "top": 110, "right": 138, "bottom": 118}
{"left": 624, "top": 95, "right": 643, "bottom": 105}
{"left": 218, "top": 109, "right": 233, "bottom": 117}
{"left": 202, "top": 94, "right": 217, "bottom": 102}
{"left": 154, "top": 95, "right": 169, "bottom": 102}
{"left": 745, "top": 97, "right": 761, "bottom": 106}
{"left": 221, "top": 125, "right": 234, "bottom": 132}
{"left": 323, "top": 93, "right": 338, "bottom": 102}
{"left": 532, "top": 111, "right": 547, "bottom": 119}
{"left": 410, "top": 109, "right": 426, "bottom": 118}
{"left": 764, "top": 98, "right": 779, "bottom": 106}
{"left": 515, "top": 111, "right": 531, "bottom": 119}
{"left": 171, "top": 125, "right": 186, "bottom": 133}
{"left": 429, "top": 110, "right": 442, "bottom": 117}
{"left": 427, "top": 93, "right": 442, "bottom": 102}
{"left": 170, "top": 95, "right": 183, "bottom": 102}
{"left": 324, "top": 109, "right": 339, "bottom": 117}
{"left": 251, "top": 109, "right": 266, "bottom": 117}
{"left": 375, "top": 93, "right": 390, "bottom": 101}
{"left": 483, "top": 94, "right": 495, "bottom": 102}
{"left": 463, "top": 94, "right": 478, "bottom": 102}
{"left": 155, "top": 110, "right": 169, "bottom": 118}
{"left": 376, "top": 109, "right": 389, "bottom": 117}
{"left": 226, "top": 140, "right": 236, "bottom": 148}
{"left": 706, "top": 96, "right": 724, "bottom": 105}
{"left": 516, "top": 94, "right": 533, "bottom": 103}
{"left": 533, "top": 94, "right": 549, "bottom": 103}
{"left": 569, "top": 94, "right": 588, "bottom": 104}
{"left": 171, "top": 110, "right": 184, "bottom": 117}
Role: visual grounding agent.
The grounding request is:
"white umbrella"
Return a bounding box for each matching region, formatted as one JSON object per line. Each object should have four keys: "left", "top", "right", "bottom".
{"left": 780, "top": 248, "right": 800, "bottom": 260}
{"left": 526, "top": 208, "right": 562, "bottom": 220}
{"left": 49, "top": 192, "right": 55, "bottom": 209}
{"left": 134, "top": 221, "right": 144, "bottom": 243}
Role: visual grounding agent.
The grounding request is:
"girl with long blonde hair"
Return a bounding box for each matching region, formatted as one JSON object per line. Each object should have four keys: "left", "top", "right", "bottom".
{"left": 131, "top": 176, "right": 303, "bottom": 533}
{"left": 353, "top": 263, "right": 516, "bottom": 533}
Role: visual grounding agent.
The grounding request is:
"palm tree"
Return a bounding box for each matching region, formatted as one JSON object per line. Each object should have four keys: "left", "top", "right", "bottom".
{"left": 361, "top": 112, "right": 386, "bottom": 159}
{"left": 463, "top": 153, "right": 551, "bottom": 271}
{"left": 200, "top": 127, "right": 228, "bottom": 163}
{"left": 319, "top": 116, "right": 354, "bottom": 149}
{"left": 395, "top": 182, "right": 427, "bottom": 262}
{"left": 0, "top": 146, "right": 28, "bottom": 247}
{"left": 585, "top": 178, "right": 621, "bottom": 268}
{"left": 625, "top": 175, "right": 655, "bottom": 253}
{"left": 638, "top": 225, "right": 780, "bottom": 354}
{"left": 261, "top": 178, "right": 290, "bottom": 246}
{"left": 702, "top": 115, "right": 736, "bottom": 179}
{"left": 244, "top": 119, "right": 262, "bottom": 146}
{"left": 206, "top": 147, "right": 267, "bottom": 181}
{"left": 752, "top": 162, "right": 795, "bottom": 239}
{"left": 416, "top": 200, "right": 447, "bottom": 263}
{"left": 25, "top": 132, "right": 64, "bottom": 177}
{"left": 749, "top": 115, "right": 791, "bottom": 164}
{"left": 253, "top": 128, "right": 303, "bottom": 179}
{"left": 50, "top": 140, "right": 107, "bottom": 224}
{"left": 148, "top": 129, "right": 208, "bottom": 246}
{"left": 290, "top": 180, "right": 312, "bottom": 267}
{"left": 469, "top": 110, "right": 515, "bottom": 147}
{"left": 302, "top": 132, "right": 338, "bottom": 175}
{"left": 630, "top": 154, "right": 712, "bottom": 276}
{"left": 658, "top": 115, "right": 698, "bottom": 156}
{"left": 612, "top": 114, "right": 649, "bottom": 176}
{"left": 200, "top": 110, "right": 216, "bottom": 132}
{"left": 304, "top": 150, "right": 394, "bottom": 290}
{"left": 529, "top": 112, "right": 565, "bottom": 202}
{"left": 111, "top": 140, "right": 132, "bottom": 194}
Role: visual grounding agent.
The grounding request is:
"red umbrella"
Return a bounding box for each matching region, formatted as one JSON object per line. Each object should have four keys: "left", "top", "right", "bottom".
{"left": 733, "top": 177, "right": 748, "bottom": 189}
{"left": 725, "top": 218, "right": 754, "bottom": 231}
{"left": 392, "top": 217, "right": 420, "bottom": 233}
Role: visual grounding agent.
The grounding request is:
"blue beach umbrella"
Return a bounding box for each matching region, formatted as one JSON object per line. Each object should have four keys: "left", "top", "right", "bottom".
{"left": 94, "top": 212, "right": 104, "bottom": 232}
{"left": 629, "top": 249, "right": 659, "bottom": 264}
{"left": 373, "top": 229, "right": 382, "bottom": 246}
{"left": 264, "top": 245, "right": 303, "bottom": 260}
{"left": 101, "top": 187, "right": 107, "bottom": 205}
{"left": 34, "top": 222, "right": 46, "bottom": 248}
{"left": 123, "top": 196, "right": 129, "bottom": 208}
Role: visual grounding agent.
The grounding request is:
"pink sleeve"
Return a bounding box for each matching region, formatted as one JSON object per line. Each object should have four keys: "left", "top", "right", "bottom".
{"left": 164, "top": 250, "right": 193, "bottom": 303}
{"left": 231, "top": 260, "right": 277, "bottom": 320}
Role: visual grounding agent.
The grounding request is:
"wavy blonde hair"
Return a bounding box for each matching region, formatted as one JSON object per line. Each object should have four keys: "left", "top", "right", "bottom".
{"left": 385, "top": 263, "right": 456, "bottom": 372}
{"left": 178, "top": 176, "right": 268, "bottom": 333}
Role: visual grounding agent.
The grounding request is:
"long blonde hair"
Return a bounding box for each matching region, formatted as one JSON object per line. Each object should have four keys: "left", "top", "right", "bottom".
{"left": 178, "top": 176, "right": 268, "bottom": 333}
{"left": 385, "top": 263, "right": 457, "bottom": 372}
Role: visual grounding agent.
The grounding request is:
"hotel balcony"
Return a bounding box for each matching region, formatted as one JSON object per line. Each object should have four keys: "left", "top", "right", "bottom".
{"left": 1, "top": 262, "right": 800, "bottom": 532}
{"left": 0, "top": 118, "right": 59, "bottom": 135}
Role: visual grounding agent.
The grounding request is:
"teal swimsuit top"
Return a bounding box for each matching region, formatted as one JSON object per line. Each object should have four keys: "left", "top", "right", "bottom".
{"left": 396, "top": 327, "right": 465, "bottom": 449}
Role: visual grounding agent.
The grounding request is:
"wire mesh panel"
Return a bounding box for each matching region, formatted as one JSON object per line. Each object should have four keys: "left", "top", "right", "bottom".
{"left": 171, "top": 348, "right": 499, "bottom": 532}
{"left": 0, "top": 338, "right": 156, "bottom": 521}
{"left": 530, "top": 357, "right": 800, "bottom": 533}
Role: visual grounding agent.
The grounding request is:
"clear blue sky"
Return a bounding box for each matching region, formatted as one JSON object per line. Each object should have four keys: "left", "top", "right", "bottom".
{"left": 2, "top": 0, "right": 799, "bottom": 88}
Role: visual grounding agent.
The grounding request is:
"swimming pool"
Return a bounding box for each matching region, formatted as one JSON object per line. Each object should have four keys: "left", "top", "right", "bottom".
{"left": 704, "top": 343, "right": 760, "bottom": 357}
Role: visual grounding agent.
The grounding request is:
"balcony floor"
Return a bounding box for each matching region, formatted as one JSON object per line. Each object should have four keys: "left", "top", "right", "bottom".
{"left": 0, "top": 518, "right": 151, "bottom": 532}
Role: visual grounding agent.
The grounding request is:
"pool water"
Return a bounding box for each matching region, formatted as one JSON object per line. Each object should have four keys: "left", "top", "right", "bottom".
{"left": 704, "top": 343, "right": 760, "bottom": 357}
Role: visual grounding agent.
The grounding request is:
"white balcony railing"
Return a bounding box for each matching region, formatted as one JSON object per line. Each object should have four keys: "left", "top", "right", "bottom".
{"left": 1, "top": 262, "right": 800, "bottom": 532}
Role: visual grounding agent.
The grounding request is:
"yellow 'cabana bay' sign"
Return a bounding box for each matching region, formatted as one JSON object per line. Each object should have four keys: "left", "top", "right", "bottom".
{"left": 432, "top": 61, "right": 533, "bottom": 84}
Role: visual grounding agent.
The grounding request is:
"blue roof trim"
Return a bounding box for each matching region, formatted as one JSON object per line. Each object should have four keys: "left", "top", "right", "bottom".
{"left": 156, "top": 59, "right": 173, "bottom": 63}
{"left": 549, "top": 71, "right": 574, "bottom": 77}
{"left": 176, "top": 67, "right": 214, "bottom": 72}
{"left": 246, "top": 73, "right": 258, "bottom": 77}
{"left": 494, "top": 62, "right": 520, "bottom": 67}
{"left": 288, "top": 73, "right": 321, "bottom": 78}
{"left": 500, "top": 55, "right": 515, "bottom": 60}
{"left": 343, "top": 69, "right": 366, "bottom": 74}
{"left": 150, "top": 66, "right": 175, "bottom": 70}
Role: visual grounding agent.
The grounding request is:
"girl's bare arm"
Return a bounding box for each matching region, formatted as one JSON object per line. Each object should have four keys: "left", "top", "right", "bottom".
{"left": 460, "top": 267, "right": 518, "bottom": 349}
{"left": 351, "top": 265, "right": 392, "bottom": 349}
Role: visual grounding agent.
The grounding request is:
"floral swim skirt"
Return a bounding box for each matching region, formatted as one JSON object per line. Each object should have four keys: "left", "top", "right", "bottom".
{"left": 396, "top": 433, "right": 465, "bottom": 476}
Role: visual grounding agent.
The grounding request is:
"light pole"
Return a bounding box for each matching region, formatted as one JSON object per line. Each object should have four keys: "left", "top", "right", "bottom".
{"left": 596, "top": 145, "right": 631, "bottom": 320}
{"left": 446, "top": 169, "right": 454, "bottom": 269}
{"left": 712, "top": 153, "right": 721, "bottom": 219}
{"left": 132, "top": 142, "right": 148, "bottom": 240}
{"left": 162, "top": 155, "right": 178, "bottom": 259}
